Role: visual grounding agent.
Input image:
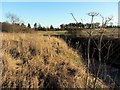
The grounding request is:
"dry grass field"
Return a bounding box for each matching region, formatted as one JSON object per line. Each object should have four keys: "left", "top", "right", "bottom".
{"left": 0, "top": 33, "right": 107, "bottom": 88}
{"left": 36, "top": 28, "right": 119, "bottom": 38}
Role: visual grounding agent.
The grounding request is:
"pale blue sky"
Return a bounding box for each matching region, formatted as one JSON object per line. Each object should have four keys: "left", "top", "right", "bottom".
{"left": 1, "top": 2, "right": 118, "bottom": 28}
{"left": 1, "top": 0, "right": 119, "bottom": 2}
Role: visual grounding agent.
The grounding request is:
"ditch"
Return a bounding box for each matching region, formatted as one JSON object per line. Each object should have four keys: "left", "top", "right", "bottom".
{"left": 53, "top": 34, "right": 120, "bottom": 87}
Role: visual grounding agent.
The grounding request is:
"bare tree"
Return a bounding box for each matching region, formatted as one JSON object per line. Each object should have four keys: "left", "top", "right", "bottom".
{"left": 6, "top": 13, "right": 20, "bottom": 24}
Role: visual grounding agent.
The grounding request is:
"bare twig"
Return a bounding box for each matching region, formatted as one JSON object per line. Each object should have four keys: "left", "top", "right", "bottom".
{"left": 70, "top": 13, "right": 78, "bottom": 23}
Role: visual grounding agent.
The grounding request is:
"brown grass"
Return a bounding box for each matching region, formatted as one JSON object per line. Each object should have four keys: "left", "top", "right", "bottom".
{"left": 0, "top": 33, "right": 107, "bottom": 88}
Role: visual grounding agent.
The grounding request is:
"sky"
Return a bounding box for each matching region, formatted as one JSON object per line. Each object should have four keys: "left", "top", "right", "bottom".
{"left": 1, "top": 2, "right": 118, "bottom": 28}
{"left": 1, "top": 0, "right": 120, "bottom": 2}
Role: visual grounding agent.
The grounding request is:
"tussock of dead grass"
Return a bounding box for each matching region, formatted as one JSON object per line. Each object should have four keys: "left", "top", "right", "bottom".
{"left": 0, "top": 33, "right": 107, "bottom": 88}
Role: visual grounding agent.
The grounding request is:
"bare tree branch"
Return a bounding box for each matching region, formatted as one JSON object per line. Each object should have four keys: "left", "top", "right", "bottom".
{"left": 70, "top": 13, "right": 78, "bottom": 23}
{"left": 6, "top": 13, "right": 20, "bottom": 24}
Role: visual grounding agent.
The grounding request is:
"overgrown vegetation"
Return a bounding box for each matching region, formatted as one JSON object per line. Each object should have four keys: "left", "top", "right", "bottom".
{"left": 67, "top": 12, "right": 120, "bottom": 88}
{"left": 1, "top": 33, "right": 107, "bottom": 88}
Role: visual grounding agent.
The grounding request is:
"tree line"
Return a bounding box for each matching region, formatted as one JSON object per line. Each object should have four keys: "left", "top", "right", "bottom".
{"left": 1, "top": 12, "right": 119, "bottom": 32}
